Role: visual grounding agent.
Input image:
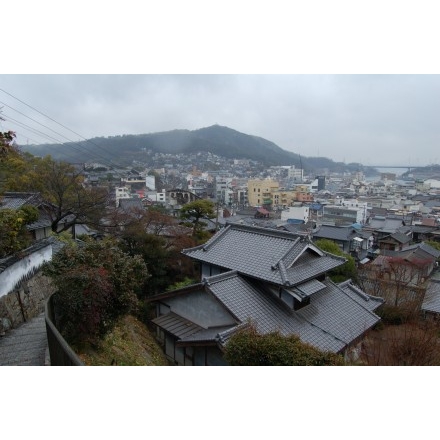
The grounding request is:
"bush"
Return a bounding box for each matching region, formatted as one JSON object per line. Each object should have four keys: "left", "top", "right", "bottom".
{"left": 376, "top": 304, "right": 416, "bottom": 325}
{"left": 44, "top": 239, "right": 148, "bottom": 344}
{"left": 224, "top": 323, "right": 345, "bottom": 366}
{"left": 314, "top": 238, "right": 358, "bottom": 283}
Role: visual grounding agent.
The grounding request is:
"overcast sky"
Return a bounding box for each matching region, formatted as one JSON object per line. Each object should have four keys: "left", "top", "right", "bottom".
{"left": 1, "top": 74, "right": 439, "bottom": 167}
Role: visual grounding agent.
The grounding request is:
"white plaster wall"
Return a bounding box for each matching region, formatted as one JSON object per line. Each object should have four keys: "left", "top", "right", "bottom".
{"left": 0, "top": 245, "right": 52, "bottom": 298}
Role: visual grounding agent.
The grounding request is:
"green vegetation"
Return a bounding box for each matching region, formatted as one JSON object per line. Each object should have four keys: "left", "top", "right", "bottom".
{"left": 0, "top": 205, "right": 39, "bottom": 258}
{"left": 75, "top": 314, "right": 170, "bottom": 366}
{"left": 180, "top": 199, "right": 215, "bottom": 237}
{"left": 43, "top": 238, "right": 148, "bottom": 345}
{"left": 314, "top": 238, "right": 358, "bottom": 283}
{"left": 425, "top": 240, "right": 440, "bottom": 253}
{"left": 224, "top": 323, "right": 345, "bottom": 366}
{"left": 3, "top": 155, "right": 108, "bottom": 233}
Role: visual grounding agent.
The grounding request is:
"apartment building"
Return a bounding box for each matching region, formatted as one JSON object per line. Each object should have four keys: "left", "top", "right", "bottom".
{"left": 247, "top": 179, "right": 279, "bottom": 207}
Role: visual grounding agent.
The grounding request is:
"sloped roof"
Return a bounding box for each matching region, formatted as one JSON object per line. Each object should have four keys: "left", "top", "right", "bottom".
{"left": 366, "top": 217, "right": 405, "bottom": 233}
{"left": 312, "top": 225, "right": 359, "bottom": 242}
{"left": 0, "top": 192, "right": 43, "bottom": 210}
{"left": 421, "top": 280, "right": 440, "bottom": 314}
{"left": 182, "top": 223, "right": 345, "bottom": 288}
{"left": 152, "top": 312, "right": 203, "bottom": 339}
{"left": 118, "top": 198, "right": 144, "bottom": 211}
{"left": 152, "top": 271, "right": 382, "bottom": 353}
{"left": 399, "top": 242, "right": 440, "bottom": 260}
{"left": 337, "top": 279, "right": 384, "bottom": 312}
{"left": 389, "top": 232, "right": 412, "bottom": 244}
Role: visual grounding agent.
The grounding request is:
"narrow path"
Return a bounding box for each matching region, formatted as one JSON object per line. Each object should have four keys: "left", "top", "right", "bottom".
{"left": 0, "top": 313, "right": 49, "bottom": 366}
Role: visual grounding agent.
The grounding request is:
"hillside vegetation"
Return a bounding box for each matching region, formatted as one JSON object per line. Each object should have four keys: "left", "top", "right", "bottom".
{"left": 22, "top": 124, "right": 361, "bottom": 172}
{"left": 75, "top": 315, "right": 170, "bottom": 366}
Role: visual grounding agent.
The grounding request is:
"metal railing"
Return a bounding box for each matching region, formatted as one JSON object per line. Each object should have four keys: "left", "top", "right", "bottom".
{"left": 45, "top": 294, "right": 84, "bottom": 366}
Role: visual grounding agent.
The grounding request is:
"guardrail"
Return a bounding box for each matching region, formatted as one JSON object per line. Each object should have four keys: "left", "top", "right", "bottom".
{"left": 45, "top": 294, "right": 84, "bottom": 366}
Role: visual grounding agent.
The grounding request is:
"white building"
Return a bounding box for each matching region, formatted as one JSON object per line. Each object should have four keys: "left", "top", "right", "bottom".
{"left": 145, "top": 175, "right": 156, "bottom": 191}
{"left": 288, "top": 165, "right": 304, "bottom": 181}
{"left": 281, "top": 206, "right": 310, "bottom": 223}
{"left": 115, "top": 186, "right": 131, "bottom": 206}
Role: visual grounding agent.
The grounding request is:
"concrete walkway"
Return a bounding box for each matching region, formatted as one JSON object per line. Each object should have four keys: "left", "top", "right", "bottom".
{"left": 0, "top": 313, "right": 49, "bottom": 366}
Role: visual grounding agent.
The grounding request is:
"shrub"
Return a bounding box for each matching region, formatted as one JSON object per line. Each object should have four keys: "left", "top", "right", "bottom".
{"left": 224, "top": 323, "right": 345, "bottom": 366}
{"left": 44, "top": 239, "right": 148, "bottom": 344}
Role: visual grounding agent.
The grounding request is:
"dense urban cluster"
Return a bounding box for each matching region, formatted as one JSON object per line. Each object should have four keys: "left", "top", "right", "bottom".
{"left": 2, "top": 141, "right": 440, "bottom": 365}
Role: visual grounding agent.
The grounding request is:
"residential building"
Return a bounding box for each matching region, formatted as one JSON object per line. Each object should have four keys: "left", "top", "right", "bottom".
{"left": 247, "top": 179, "right": 279, "bottom": 207}
{"left": 148, "top": 223, "right": 383, "bottom": 365}
{"left": 115, "top": 186, "right": 131, "bottom": 207}
{"left": 359, "top": 242, "right": 440, "bottom": 309}
{"left": 281, "top": 206, "right": 310, "bottom": 224}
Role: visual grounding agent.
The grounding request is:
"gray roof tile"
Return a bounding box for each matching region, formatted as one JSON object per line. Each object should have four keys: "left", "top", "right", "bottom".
{"left": 421, "top": 280, "right": 440, "bottom": 314}
{"left": 183, "top": 223, "right": 345, "bottom": 287}
{"left": 313, "top": 225, "right": 359, "bottom": 242}
{"left": 203, "top": 272, "right": 380, "bottom": 353}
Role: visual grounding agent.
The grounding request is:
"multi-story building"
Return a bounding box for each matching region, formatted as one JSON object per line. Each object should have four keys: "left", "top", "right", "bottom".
{"left": 115, "top": 186, "right": 131, "bottom": 207}
{"left": 247, "top": 179, "right": 279, "bottom": 207}
{"left": 322, "top": 201, "right": 368, "bottom": 226}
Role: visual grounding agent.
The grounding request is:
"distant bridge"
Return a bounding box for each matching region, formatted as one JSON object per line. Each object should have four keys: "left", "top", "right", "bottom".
{"left": 369, "top": 165, "right": 424, "bottom": 169}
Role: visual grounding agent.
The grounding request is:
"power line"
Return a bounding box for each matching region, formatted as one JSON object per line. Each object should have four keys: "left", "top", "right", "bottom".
{"left": 3, "top": 114, "right": 91, "bottom": 163}
{"left": 2, "top": 112, "right": 98, "bottom": 163}
{"left": 0, "top": 99, "right": 122, "bottom": 168}
{"left": 0, "top": 88, "right": 124, "bottom": 165}
{"left": 0, "top": 99, "right": 131, "bottom": 178}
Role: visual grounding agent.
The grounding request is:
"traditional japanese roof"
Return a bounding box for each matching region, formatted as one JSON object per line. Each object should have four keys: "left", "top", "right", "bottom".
{"left": 312, "top": 225, "right": 360, "bottom": 242}
{"left": 118, "top": 198, "right": 144, "bottom": 211}
{"left": 365, "top": 217, "right": 406, "bottom": 234}
{"left": 0, "top": 192, "right": 43, "bottom": 210}
{"left": 337, "top": 279, "right": 384, "bottom": 312}
{"left": 152, "top": 312, "right": 203, "bottom": 339}
{"left": 421, "top": 280, "right": 440, "bottom": 315}
{"left": 150, "top": 270, "right": 382, "bottom": 353}
{"left": 389, "top": 232, "right": 412, "bottom": 244}
{"left": 182, "top": 223, "right": 346, "bottom": 288}
{"left": 397, "top": 242, "right": 440, "bottom": 261}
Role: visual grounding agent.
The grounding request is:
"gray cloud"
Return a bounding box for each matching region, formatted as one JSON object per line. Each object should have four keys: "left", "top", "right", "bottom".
{"left": 1, "top": 74, "right": 439, "bottom": 166}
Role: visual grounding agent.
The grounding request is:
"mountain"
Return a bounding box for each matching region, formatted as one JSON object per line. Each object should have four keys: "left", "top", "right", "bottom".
{"left": 20, "top": 124, "right": 362, "bottom": 172}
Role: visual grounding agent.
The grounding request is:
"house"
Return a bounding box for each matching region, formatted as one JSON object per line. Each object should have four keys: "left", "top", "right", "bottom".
{"left": 311, "top": 224, "right": 372, "bottom": 256}
{"left": 359, "top": 242, "right": 440, "bottom": 309}
{"left": 254, "top": 207, "right": 270, "bottom": 219}
{"left": 148, "top": 223, "right": 383, "bottom": 365}
{"left": 377, "top": 231, "right": 412, "bottom": 252}
{"left": 0, "top": 192, "right": 71, "bottom": 240}
{"left": 421, "top": 271, "right": 440, "bottom": 320}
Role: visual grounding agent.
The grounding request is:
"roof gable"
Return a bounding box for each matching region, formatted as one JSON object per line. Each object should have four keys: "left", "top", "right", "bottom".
{"left": 153, "top": 271, "right": 382, "bottom": 353}
{"left": 313, "top": 225, "right": 358, "bottom": 241}
{"left": 182, "top": 223, "right": 345, "bottom": 287}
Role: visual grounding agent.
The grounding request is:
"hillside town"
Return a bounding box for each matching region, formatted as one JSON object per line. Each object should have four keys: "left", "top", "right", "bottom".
{"left": 2, "top": 142, "right": 440, "bottom": 366}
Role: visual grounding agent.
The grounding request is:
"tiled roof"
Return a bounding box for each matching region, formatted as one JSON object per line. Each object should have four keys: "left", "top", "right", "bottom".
{"left": 179, "top": 325, "right": 235, "bottom": 344}
{"left": 118, "top": 198, "right": 144, "bottom": 211}
{"left": 182, "top": 223, "right": 345, "bottom": 288}
{"left": 204, "top": 271, "right": 345, "bottom": 352}
{"left": 337, "top": 280, "right": 384, "bottom": 312}
{"left": 421, "top": 280, "right": 440, "bottom": 314}
{"left": 395, "top": 243, "right": 440, "bottom": 261}
{"left": 151, "top": 312, "right": 203, "bottom": 339}
{"left": 312, "top": 225, "right": 358, "bottom": 242}
{"left": 389, "top": 232, "right": 412, "bottom": 244}
{"left": 202, "top": 271, "right": 380, "bottom": 353}
{"left": 292, "top": 279, "right": 327, "bottom": 298}
{"left": 366, "top": 218, "right": 404, "bottom": 233}
{"left": 295, "top": 280, "right": 381, "bottom": 349}
{"left": 0, "top": 192, "right": 42, "bottom": 210}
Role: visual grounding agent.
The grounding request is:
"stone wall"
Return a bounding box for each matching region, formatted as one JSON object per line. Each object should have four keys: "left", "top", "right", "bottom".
{"left": 0, "top": 272, "right": 55, "bottom": 335}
